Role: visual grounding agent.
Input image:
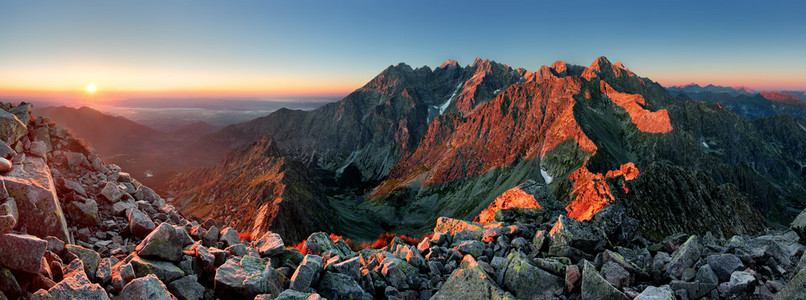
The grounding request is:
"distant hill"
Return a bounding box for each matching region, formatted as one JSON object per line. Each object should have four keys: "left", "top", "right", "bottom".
{"left": 33, "top": 106, "right": 217, "bottom": 188}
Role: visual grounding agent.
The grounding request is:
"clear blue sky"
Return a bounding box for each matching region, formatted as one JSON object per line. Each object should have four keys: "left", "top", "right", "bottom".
{"left": 1, "top": 0, "right": 804, "bottom": 96}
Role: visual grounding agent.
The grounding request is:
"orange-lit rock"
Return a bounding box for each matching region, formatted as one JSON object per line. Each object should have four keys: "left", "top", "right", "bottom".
{"left": 566, "top": 161, "right": 640, "bottom": 221}
{"left": 600, "top": 82, "right": 673, "bottom": 133}
{"left": 474, "top": 187, "right": 541, "bottom": 224}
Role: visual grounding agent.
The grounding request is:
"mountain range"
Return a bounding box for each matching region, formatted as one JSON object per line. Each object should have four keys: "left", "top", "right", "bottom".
{"left": 161, "top": 56, "right": 806, "bottom": 245}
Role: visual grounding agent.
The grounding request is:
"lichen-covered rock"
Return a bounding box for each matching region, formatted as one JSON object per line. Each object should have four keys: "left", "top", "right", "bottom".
{"left": 290, "top": 254, "right": 323, "bottom": 291}
{"left": 65, "top": 244, "right": 100, "bottom": 281}
{"left": 0, "top": 233, "right": 47, "bottom": 273}
{"left": 0, "top": 197, "right": 17, "bottom": 235}
{"left": 455, "top": 240, "right": 485, "bottom": 258}
{"left": 432, "top": 261, "right": 514, "bottom": 300}
{"left": 317, "top": 271, "right": 365, "bottom": 300}
{"left": 0, "top": 266, "right": 22, "bottom": 299}
{"left": 501, "top": 252, "right": 564, "bottom": 299}
{"left": 34, "top": 259, "right": 108, "bottom": 300}
{"left": 130, "top": 255, "right": 185, "bottom": 283}
{"left": 304, "top": 232, "right": 345, "bottom": 258}
{"left": 136, "top": 223, "right": 194, "bottom": 262}
{"left": 2, "top": 157, "right": 70, "bottom": 242}
{"left": 214, "top": 256, "right": 282, "bottom": 300}
{"left": 0, "top": 109, "right": 28, "bottom": 146}
{"left": 581, "top": 260, "right": 629, "bottom": 300}
{"left": 65, "top": 197, "right": 100, "bottom": 226}
{"left": 775, "top": 265, "right": 806, "bottom": 300}
{"left": 665, "top": 235, "right": 701, "bottom": 279}
{"left": 117, "top": 274, "right": 172, "bottom": 300}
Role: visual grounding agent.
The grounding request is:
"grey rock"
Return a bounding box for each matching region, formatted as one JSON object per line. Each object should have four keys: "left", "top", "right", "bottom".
{"left": 167, "top": 275, "right": 205, "bottom": 300}
{"left": 28, "top": 140, "right": 47, "bottom": 158}
{"left": 791, "top": 208, "right": 806, "bottom": 241}
{"left": 696, "top": 264, "right": 719, "bottom": 285}
{"left": 96, "top": 257, "right": 113, "bottom": 285}
{"left": 665, "top": 235, "right": 701, "bottom": 279}
{"left": 669, "top": 280, "right": 716, "bottom": 299}
{"left": 317, "top": 271, "right": 365, "bottom": 300}
{"left": 728, "top": 271, "right": 756, "bottom": 294}
{"left": 0, "top": 157, "right": 11, "bottom": 173}
{"left": 65, "top": 244, "right": 100, "bottom": 281}
{"left": 202, "top": 226, "right": 219, "bottom": 247}
{"left": 128, "top": 208, "right": 155, "bottom": 239}
{"left": 117, "top": 274, "right": 172, "bottom": 300}
{"left": 431, "top": 262, "right": 513, "bottom": 300}
{"left": 775, "top": 266, "right": 806, "bottom": 300}
{"left": 136, "top": 223, "right": 194, "bottom": 262}
{"left": 98, "top": 182, "right": 123, "bottom": 203}
{"left": 550, "top": 215, "right": 607, "bottom": 254}
{"left": 0, "top": 141, "right": 16, "bottom": 160}
{"left": 214, "top": 256, "right": 282, "bottom": 300}
{"left": 455, "top": 240, "right": 485, "bottom": 258}
{"left": 706, "top": 253, "right": 745, "bottom": 282}
{"left": 634, "top": 285, "right": 674, "bottom": 300}
{"left": 273, "top": 289, "right": 323, "bottom": 300}
{"left": 2, "top": 157, "right": 70, "bottom": 242}
{"left": 65, "top": 197, "right": 100, "bottom": 226}
{"left": 219, "top": 227, "right": 241, "bottom": 247}
{"left": 112, "top": 201, "right": 136, "bottom": 217}
{"left": 501, "top": 252, "right": 564, "bottom": 299}
{"left": 0, "top": 109, "right": 27, "bottom": 145}
{"left": 290, "top": 254, "right": 323, "bottom": 291}
{"left": 0, "top": 233, "right": 47, "bottom": 273}
{"left": 331, "top": 256, "right": 361, "bottom": 281}
{"left": 130, "top": 255, "right": 185, "bottom": 283}
{"left": 33, "top": 259, "right": 108, "bottom": 300}
{"left": 253, "top": 231, "right": 285, "bottom": 257}
{"left": 581, "top": 260, "right": 628, "bottom": 300}
{"left": 601, "top": 261, "right": 630, "bottom": 289}
{"left": 305, "top": 232, "right": 346, "bottom": 258}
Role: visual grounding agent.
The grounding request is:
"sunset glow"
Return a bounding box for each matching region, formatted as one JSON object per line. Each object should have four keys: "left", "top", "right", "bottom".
{"left": 86, "top": 83, "right": 96, "bottom": 94}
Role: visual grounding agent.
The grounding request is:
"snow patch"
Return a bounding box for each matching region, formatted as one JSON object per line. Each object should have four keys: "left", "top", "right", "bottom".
{"left": 145, "top": 170, "right": 153, "bottom": 178}
{"left": 540, "top": 168, "right": 553, "bottom": 184}
{"left": 493, "top": 89, "right": 501, "bottom": 95}
{"left": 434, "top": 82, "right": 463, "bottom": 115}
{"left": 336, "top": 149, "right": 363, "bottom": 174}
{"left": 701, "top": 141, "right": 709, "bottom": 148}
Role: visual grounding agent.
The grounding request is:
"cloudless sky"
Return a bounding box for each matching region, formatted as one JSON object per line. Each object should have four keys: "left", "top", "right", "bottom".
{"left": 1, "top": 0, "right": 805, "bottom": 99}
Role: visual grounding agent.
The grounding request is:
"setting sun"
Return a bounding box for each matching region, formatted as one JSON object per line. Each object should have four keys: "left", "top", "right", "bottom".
{"left": 86, "top": 83, "right": 97, "bottom": 94}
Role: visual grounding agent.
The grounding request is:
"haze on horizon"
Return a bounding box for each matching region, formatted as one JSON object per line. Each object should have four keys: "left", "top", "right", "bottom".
{"left": 1, "top": 0, "right": 805, "bottom": 102}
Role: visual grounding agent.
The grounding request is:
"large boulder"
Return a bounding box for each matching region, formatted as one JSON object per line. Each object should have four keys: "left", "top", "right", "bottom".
{"left": 304, "top": 232, "right": 346, "bottom": 258}
{"left": 0, "top": 233, "right": 47, "bottom": 273}
{"left": 791, "top": 209, "right": 806, "bottom": 241}
{"left": 665, "top": 235, "right": 701, "bottom": 279}
{"left": 634, "top": 285, "right": 674, "bottom": 300}
{"left": 34, "top": 259, "right": 108, "bottom": 299}
{"left": 316, "top": 271, "right": 365, "bottom": 300}
{"left": 98, "top": 182, "right": 122, "bottom": 203}
{"left": 1, "top": 157, "right": 70, "bottom": 242}
{"left": 431, "top": 261, "right": 514, "bottom": 300}
{"left": 214, "top": 256, "right": 282, "bottom": 300}
{"left": 775, "top": 265, "right": 806, "bottom": 300}
{"left": 581, "top": 260, "right": 629, "bottom": 300}
{"left": 218, "top": 227, "right": 241, "bottom": 247}
{"left": 65, "top": 244, "right": 100, "bottom": 281}
{"left": 128, "top": 208, "right": 155, "bottom": 239}
{"left": 500, "top": 252, "right": 564, "bottom": 299}
{"left": 167, "top": 275, "right": 205, "bottom": 300}
{"left": 117, "top": 274, "right": 172, "bottom": 300}
{"left": 290, "top": 254, "right": 323, "bottom": 291}
{"left": 550, "top": 215, "right": 607, "bottom": 255}
{"left": 0, "top": 109, "right": 27, "bottom": 145}
{"left": 252, "top": 231, "right": 284, "bottom": 257}
{"left": 64, "top": 197, "right": 100, "bottom": 226}
{"left": 129, "top": 255, "right": 185, "bottom": 283}
{"left": 706, "top": 253, "right": 745, "bottom": 282}
{"left": 136, "top": 223, "right": 194, "bottom": 262}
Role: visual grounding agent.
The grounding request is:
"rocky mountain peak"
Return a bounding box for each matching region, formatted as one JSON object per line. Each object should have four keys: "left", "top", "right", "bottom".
{"left": 439, "top": 59, "right": 459, "bottom": 69}
{"left": 582, "top": 56, "right": 636, "bottom": 81}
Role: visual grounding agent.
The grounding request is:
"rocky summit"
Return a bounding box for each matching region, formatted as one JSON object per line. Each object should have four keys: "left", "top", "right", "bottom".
{"left": 0, "top": 56, "right": 805, "bottom": 299}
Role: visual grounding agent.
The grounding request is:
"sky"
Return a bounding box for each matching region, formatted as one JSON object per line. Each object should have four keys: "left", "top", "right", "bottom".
{"left": 1, "top": 0, "right": 805, "bottom": 101}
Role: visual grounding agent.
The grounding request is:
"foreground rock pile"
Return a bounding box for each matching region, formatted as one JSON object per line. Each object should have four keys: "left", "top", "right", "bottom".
{"left": 1, "top": 101, "right": 806, "bottom": 299}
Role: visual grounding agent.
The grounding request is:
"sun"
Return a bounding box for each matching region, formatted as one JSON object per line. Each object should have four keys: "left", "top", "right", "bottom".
{"left": 86, "top": 83, "right": 97, "bottom": 94}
